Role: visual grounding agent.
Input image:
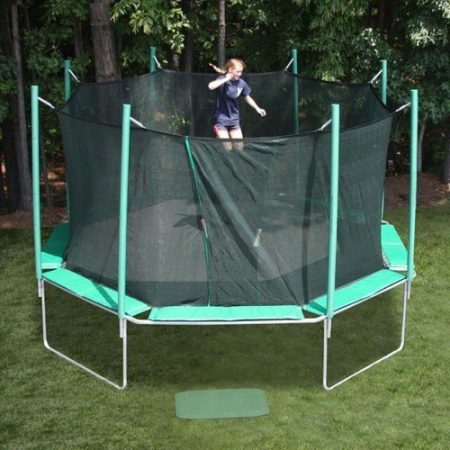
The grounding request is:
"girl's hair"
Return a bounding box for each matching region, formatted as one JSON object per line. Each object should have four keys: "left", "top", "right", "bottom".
{"left": 209, "top": 58, "right": 246, "bottom": 74}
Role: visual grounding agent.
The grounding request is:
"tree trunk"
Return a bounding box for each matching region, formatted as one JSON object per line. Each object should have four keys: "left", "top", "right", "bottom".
{"left": 90, "top": 0, "right": 121, "bottom": 82}
{"left": 172, "top": 53, "right": 180, "bottom": 70}
{"left": 218, "top": 0, "right": 226, "bottom": 66}
{"left": 377, "top": 0, "right": 386, "bottom": 30}
{"left": 11, "top": 3, "right": 32, "bottom": 210}
{"left": 2, "top": 116, "right": 20, "bottom": 213}
{"left": 0, "top": 153, "right": 7, "bottom": 208}
{"left": 74, "top": 19, "right": 84, "bottom": 58}
{"left": 181, "top": 0, "right": 194, "bottom": 72}
{"left": 442, "top": 132, "right": 450, "bottom": 192}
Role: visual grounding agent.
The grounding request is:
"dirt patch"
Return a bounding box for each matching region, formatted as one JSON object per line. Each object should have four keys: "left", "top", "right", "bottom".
{"left": 0, "top": 207, "right": 68, "bottom": 230}
{"left": 1, "top": 173, "right": 448, "bottom": 230}
{"left": 385, "top": 173, "right": 449, "bottom": 208}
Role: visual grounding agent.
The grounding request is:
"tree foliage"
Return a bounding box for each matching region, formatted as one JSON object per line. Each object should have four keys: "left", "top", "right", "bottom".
{"left": 0, "top": 0, "right": 449, "bottom": 212}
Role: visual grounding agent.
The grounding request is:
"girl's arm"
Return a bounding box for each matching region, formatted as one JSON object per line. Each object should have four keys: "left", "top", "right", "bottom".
{"left": 245, "top": 96, "right": 266, "bottom": 116}
{"left": 208, "top": 73, "right": 232, "bottom": 90}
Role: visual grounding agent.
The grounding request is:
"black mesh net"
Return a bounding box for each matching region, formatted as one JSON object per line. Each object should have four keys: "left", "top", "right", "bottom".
{"left": 57, "top": 69, "right": 394, "bottom": 307}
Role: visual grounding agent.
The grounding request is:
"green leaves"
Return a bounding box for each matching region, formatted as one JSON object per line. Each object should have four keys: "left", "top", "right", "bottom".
{"left": 111, "top": 0, "right": 189, "bottom": 53}
{"left": 0, "top": 54, "right": 16, "bottom": 123}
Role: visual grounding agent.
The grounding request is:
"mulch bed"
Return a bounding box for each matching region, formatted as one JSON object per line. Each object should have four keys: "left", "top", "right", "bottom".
{"left": 0, "top": 173, "right": 448, "bottom": 230}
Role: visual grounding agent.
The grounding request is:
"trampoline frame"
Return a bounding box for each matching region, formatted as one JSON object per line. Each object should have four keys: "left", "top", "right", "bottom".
{"left": 39, "top": 276, "right": 407, "bottom": 390}
{"left": 31, "top": 50, "right": 419, "bottom": 390}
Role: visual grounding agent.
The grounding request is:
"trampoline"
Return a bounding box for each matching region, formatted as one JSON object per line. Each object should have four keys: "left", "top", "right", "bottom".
{"left": 31, "top": 49, "right": 419, "bottom": 390}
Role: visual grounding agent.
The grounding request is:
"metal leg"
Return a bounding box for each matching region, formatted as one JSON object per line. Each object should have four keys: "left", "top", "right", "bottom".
{"left": 407, "top": 280, "right": 412, "bottom": 300}
{"left": 37, "top": 279, "right": 43, "bottom": 298}
{"left": 322, "top": 283, "right": 408, "bottom": 390}
{"left": 41, "top": 285, "right": 128, "bottom": 390}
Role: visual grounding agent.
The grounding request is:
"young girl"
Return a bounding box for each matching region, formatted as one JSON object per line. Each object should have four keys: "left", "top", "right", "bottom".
{"left": 208, "top": 59, "right": 266, "bottom": 145}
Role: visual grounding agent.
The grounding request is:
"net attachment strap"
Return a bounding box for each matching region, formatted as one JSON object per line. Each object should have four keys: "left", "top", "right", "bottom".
{"left": 369, "top": 69, "right": 383, "bottom": 84}
{"left": 318, "top": 118, "right": 332, "bottom": 132}
{"left": 68, "top": 69, "right": 81, "bottom": 83}
{"left": 38, "top": 96, "right": 55, "bottom": 109}
{"left": 130, "top": 116, "right": 147, "bottom": 129}
{"left": 395, "top": 102, "right": 411, "bottom": 113}
{"left": 283, "top": 58, "right": 294, "bottom": 72}
{"left": 153, "top": 55, "right": 162, "bottom": 69}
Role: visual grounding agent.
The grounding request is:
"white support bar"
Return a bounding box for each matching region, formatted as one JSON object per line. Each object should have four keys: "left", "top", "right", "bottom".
{"left": 283, "top": 58, "right": 294, "bottom": 72}
{"left": 126, "top": 315, "right": 326, "bottom": 326}
{"left": 38, "top": 96, "right": 55, "bottom": 109}
{"left": 370, "top": 69, "right": 383, "bottom": 84}
{"left": 68, "top": 69, "right": 80, "bottom": 83}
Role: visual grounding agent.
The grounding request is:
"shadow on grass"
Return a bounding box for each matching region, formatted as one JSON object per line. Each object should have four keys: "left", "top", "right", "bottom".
{"left": 35, "top": 282, "right": 404, "bottom": 390}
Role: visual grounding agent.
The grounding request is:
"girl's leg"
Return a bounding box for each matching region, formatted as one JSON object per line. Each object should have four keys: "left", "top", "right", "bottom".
{"left": 213, "top": 124, "right": 232, "bottom": 151}
{"left": 229, "top": 127, "right": 244, "bottom": 151}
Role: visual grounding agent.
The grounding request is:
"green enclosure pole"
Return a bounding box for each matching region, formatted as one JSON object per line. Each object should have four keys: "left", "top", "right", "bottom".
{"left": 380, "top": 60, "right": 388, "bottom": 219}
{"left": 118, "top": 104, "right": 131, "bottom": 321}
{"left": 381, "top": 60, "right": 388, "bottom": 105}
{"left": 407, "top": 90, "right": 418, "bottom": 286}
{"left": 64, "top": 60, "right": 72, "bottom": 217}
{"left": 292, "top": 48, "right": 301, "bottom": 191}
{"left": 31, "top": 85, "right": 42, "bottom": 284}
{"left": 150, "top": 47, "right": 157, "bottom": 73}
{"left": 326, "top": 104, "right": 340, "bottom": 320}
{"left": 292, "top": 49, "right": 299, "bottom": 133}
{"left": 64, "top": 60, "right": 71, "bottom": 101}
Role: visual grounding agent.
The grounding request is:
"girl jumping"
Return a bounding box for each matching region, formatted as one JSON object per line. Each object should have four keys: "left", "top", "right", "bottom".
{"left": 208, "top": 59, "right": 266, "bottom": 148}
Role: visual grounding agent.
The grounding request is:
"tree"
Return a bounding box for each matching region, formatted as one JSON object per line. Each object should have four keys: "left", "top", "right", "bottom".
{"left": 0, "top": 8, "right": 20, "bottom": 212}
{"left": 90, "top": 0, "right": 121, "bottom": 82}
{"left": 0, "top": 0, "right": 447, "bottom": 202}
{"left": 111, "top": 0, "right": 189, "bottom": 71}
{"left": 11, "top": 1, "right": 32, "bottom": 210}
{"left": 180, "top": 0, "right": 194, "bottom": 71}
{"left": 217, "top": 0, "right": 225, "bottom": 66}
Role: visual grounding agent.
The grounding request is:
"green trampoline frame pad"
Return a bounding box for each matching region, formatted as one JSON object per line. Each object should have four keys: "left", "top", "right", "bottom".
{"left": 175, "top": 389, "right": 269, "bottom": 419}
{"left": 304, "top": 269, "right": 406, "bottom": 316}
{"left": 42, "top": 223, "right": 70, "bottom": 270}
{"left": 150, "top": 305, "right": 304, "bottom": 322}
{"left": 43, "top": 268, "right": 150, "bottom": 316}
{"left": 381, "top": 223, "right": 408, "bottom": 271}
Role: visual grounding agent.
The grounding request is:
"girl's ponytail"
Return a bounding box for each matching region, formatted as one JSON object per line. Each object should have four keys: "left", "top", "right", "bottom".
{"left": 209, "top": 62, "right": 226, "bottom": 74}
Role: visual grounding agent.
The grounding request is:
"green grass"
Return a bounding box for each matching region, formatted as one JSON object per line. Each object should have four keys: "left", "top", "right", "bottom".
{"left": 1, "top": 206, "right": 449, "bottom": 449}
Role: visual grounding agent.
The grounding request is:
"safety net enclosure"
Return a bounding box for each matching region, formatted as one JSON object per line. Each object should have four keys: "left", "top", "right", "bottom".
{"left": 61, "top": 69, "right": 390, "bottom": 136}
{"left": 56, "top": 69, "right": 393, "bottom": 308}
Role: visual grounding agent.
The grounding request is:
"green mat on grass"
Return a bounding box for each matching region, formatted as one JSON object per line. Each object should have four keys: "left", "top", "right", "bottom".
{"left": 175, "top": 389, "right": 269, "bottom": 419}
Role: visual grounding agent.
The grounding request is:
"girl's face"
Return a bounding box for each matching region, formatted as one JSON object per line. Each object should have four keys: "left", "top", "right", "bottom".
{"left": 228, "top": 64, "right": 244, "bottom": 80}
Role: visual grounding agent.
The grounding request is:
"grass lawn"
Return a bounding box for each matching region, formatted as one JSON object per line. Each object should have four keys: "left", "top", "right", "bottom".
{"left": 1, "top": 205, "right": 449, "bottom": 449}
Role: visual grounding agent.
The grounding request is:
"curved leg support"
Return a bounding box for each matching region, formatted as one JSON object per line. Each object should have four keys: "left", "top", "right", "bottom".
{"left": 41, "top": 286, "right": 128, "bottom": 390}
{"left": 322, "top": 283, "right": 408, "bottom": 390}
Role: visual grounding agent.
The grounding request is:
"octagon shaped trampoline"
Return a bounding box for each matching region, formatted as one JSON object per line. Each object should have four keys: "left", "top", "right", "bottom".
{"left": 31, "top": 49, "right": 419, "bottom": 390}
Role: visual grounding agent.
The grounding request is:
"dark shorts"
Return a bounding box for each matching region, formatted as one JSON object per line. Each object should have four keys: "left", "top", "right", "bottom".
{"left": 213, "top": 123, "right": 241, "bottom": 134}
